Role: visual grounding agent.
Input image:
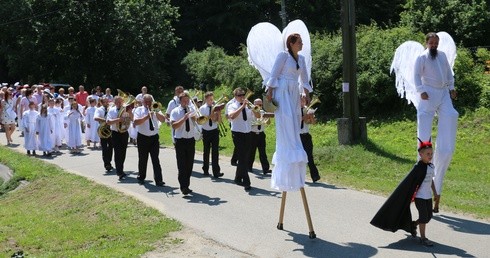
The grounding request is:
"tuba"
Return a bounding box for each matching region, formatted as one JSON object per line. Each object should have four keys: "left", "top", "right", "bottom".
{"left": 116, "top": 89, "right": 136, "bottom": 133}
{"left": 97, "top": 121, "right": 112, "bottom": 139}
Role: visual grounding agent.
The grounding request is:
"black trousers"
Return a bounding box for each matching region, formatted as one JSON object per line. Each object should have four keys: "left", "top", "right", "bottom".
{"left": 300, "top": 133, "right": 320, "bottom": 180}
{"left": 233, "top": 131, "right": 251, "bottom": 187}
{"left": 111, "top": 130, "right": 129, "bottom": 176}
{"left": 202, "top": 128, "right": 221, "bottom": 175}
{"left": 249, "top": 131, "right": 270, "bottom": 172}
{"left": 137, "top": 133, "right": 163, "bottom": 184}
{"left": 175, "top": 138, "right": 195, "bottom": 190}
{"left": 231, "top": 130, "right": 238, "bottom": 164}
{"left": 100, "top": 136, "right": 113, "bottom": 169}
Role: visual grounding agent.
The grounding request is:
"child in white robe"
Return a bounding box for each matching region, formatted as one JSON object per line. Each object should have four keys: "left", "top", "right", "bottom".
{"left": 66, "top": 101, "right": 84, "bottom": 153}
{"left": 22, "top": 101, "right": 39, "bottom": 155}
{"left": 36, "top": 104, "right": 54, "bottom": 156}
{"left": 48, "top": 98, "right": 63, "bottom": 153}
{"left": 55, "top": 98, "right": 66, "bottom": 146}
{"left": 84, "top": 98, "right": 100, "bottom": 148}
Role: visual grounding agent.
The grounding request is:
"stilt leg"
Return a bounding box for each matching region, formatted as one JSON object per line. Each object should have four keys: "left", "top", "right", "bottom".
{"left": 277, "top": 191, "right": 287, "bottom": 230}
{"left": 300, "top": 187, "right": 316, "bottom": 239}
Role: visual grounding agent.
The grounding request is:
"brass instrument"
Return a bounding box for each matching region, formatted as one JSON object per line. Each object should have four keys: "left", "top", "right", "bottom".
{"left": 189, "top": 90, "right": 209, "bottom": 125}
{"left": 251, "top": 111, "right": 272, "bottom": 126}
{"left": 151, "top": 101, "right": 163, "bottom": 112}
{"left": 97, "top": 121, "right": 112, "bottom": 139}
{"left": 304, "top": 95, "right": 321, "bottom": 124}
{"left": 210, "top": 94, "right": 229, "bottom": 114}
{"left": 116, "top": 89, "right": 136, "bottom": 133}
{"left": 244, "top": 89, "right": 260, "bottom": 113}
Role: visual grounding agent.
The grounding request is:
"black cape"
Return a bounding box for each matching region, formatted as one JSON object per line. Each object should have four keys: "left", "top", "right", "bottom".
{"left": 370, "top": 161, "right": 428, "bottom": 234}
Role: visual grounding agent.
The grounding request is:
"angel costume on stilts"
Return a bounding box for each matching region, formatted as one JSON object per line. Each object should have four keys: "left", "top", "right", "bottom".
{"left": 247, "top": 20, "right": 316, "bottom": 238}
{"left": 391, "top": 32, "right": 458, "bottom": 212}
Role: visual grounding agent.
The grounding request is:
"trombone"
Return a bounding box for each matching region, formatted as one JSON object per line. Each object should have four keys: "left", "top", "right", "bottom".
{"left": 244, "top": 89, "right": 261, "bottom": 113}
{"left": 189, "top": 90, "right": 209, "bottom": 125}
{"left": 303, "top": 95, "right": 321, "bottom": 124}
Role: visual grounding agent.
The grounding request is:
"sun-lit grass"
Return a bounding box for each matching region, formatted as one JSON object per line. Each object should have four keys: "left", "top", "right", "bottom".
{"left": 159, "top": 106, "right": 490, "bottom": 219}
{"left": 0, "top": 149, "right": 181, "bottom": 257}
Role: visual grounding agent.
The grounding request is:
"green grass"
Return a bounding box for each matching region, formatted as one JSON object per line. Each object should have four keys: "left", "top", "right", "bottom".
{"left": 0, "top": 149, "right": 181, "bottom": 257}
{"left": 159, "top": 107, "right": 490, "bottom": 219}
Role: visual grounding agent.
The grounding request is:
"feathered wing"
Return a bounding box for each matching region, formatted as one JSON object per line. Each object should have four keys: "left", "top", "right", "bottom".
{"left": 282, "top": 19, "right": 312, "bottom": 80}
{"left": 246, "top": 23, "right": 284, "bottom": 83}
{"left": 390, "top": 41, "right": 425, "bottom": 107}
{"left": 437, "top": 31, "right": 457, "bottom": 71}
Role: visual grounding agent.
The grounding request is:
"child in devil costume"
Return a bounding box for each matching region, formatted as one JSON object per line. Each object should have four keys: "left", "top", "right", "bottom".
{"left": 370, "top": 138, "right": 438, "bottom": 246}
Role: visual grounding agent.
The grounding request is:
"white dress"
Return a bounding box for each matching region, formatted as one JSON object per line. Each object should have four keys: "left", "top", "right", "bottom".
{"left": 48, "top": 106, "right": 63, "bottom": 146}
{"left": 36, "top": 114, "right": 54, "bottom": 152}
{"left": 22, "top": 110, "right": 39, "bottom": 151}
{"left": 84, "top": 106, "right": 100, "bottom": 142}
{"left": 1, "top": 99, "right": 16, "bottom": 124}
{"left": 66, "top": 109, "right": 83, "bottom": 148}
{"left": 266, "top": 51, "right": 311, "bottom": 191}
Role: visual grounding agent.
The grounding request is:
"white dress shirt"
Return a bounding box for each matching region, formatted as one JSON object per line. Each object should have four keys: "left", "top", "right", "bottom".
{"left": 170, "top": 105, "right": 196, "bottom": 139}
{"left": 199, "top": 103, "right": 218, "bottom": 131}
{"left": 133, "top": 106, "right": 161, "bottom": 136}
{"left": 227, "top": 101, "right": 252, "bottom": 133}
{"left": 414, "top": 49, "right": 455, "bottom": 93}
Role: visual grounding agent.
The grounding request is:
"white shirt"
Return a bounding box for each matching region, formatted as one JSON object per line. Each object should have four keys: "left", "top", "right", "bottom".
{"left": 414, "top": 49, "right": 455, "bottom": 93}
{"left": 166, "top": 96, "right": 180, "bottom": 116}
{"left": 107, "top": 106, "right": 122, "bottom": 131}
{"left": 199, "top": 103, "right": 218, "bottom": 131}
{"left": 227, "top": 100, "right": 252, "bottom": 133}
{"left": 251, "top": 110, "right": 265, "bottom": 133}
{"left": 299, "top": 107, "right": 310, "bottom": 134}
{"left": 133, "top": 106, "right": 161, "bottom": 136}
{"left": 415, "top": 164, "right": 435, "bottom": 199}
{"left": 170, "top": 105, "right": 196, "bottom": 139}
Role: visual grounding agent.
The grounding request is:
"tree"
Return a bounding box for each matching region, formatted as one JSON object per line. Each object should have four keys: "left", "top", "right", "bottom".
{"left": 400, "top": 0, "right": 490, "bottom": 47}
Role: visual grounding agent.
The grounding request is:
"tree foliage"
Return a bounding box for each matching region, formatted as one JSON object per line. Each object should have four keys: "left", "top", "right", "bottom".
{"left": 400, "top": 0, "right": 490, "bottom": 47}
{"left": 0, "top": 0, "right": 179, "bottom": 93}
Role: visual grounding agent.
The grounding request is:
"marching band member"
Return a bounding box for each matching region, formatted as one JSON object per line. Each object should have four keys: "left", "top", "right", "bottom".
{"left": 94, "top": 98, "right": 114, "bottom": 172}
{"left": 199, "top": 92, "right": 223, "bottom": 178}
{"left": 133, "top": 94, "right": 165, "bottom": 187}
{"left": 166, "top": 85, "right": 184, "bottom": 144}
{"left": 106, "top": 96, "right": 133, "bottom": 179}
{"left": 225, "top": 96, "right": 239, "bottom": 166}
{"left": 227, "top": 88, "right": 260, "bottom": 191}
{"left": 170, "top": 92, "right": 196, "bottom": 195}
{"left": 248, "top": 98, "right": 272, "bottom": 175}
{"left": 300, "top": 96, "right": 320, "bottom": 183}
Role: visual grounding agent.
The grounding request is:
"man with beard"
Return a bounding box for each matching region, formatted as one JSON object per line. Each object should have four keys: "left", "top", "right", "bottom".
{"left": 413, "top": 32, "right": 458, "bottom": 213}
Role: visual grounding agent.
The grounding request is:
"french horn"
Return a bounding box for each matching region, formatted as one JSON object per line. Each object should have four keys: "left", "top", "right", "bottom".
{"left": 116, "top": 89, "right": 136, "bottom": 133}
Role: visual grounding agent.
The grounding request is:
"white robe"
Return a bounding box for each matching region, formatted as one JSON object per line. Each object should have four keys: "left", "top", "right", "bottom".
{"left": 266, "top": 52, "right": 311, "bottom": 191}
{"left": 48, "top": 107, "right": 63, "bottom": 146}
{"left": 66, "top": 109, "right": 83, "bottom": 148}
{"left": 36, "top": 114, "right": 54, "bottom": 152}
{"left": 84, "top": 106, "right": 100, "bottom": 142}
{"left": 22, "top": 110, "right": 39, "bottom": 151}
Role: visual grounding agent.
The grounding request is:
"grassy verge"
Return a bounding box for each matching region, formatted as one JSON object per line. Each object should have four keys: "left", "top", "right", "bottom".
{"left": 159, "top": 107, "right": 490, "bottom": 219}
{"left": 0, "top": 148, "right": 181, "bottom": 257}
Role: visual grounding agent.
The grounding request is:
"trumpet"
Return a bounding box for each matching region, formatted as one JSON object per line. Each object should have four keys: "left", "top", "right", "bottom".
{"left": 244, "top": 89, "right": 260, "bottom": 113}
{"left": 189, "top": 90, "right": 209, "bottom": 125}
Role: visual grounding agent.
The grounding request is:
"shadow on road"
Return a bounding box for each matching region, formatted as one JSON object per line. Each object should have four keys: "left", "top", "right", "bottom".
{"left": 433, "top": 214, "right": 490, "bottom": 235}
{"left": 380, "top": 236, "right": 474, "bottom": 257}
{"left": 183, "top": 191, "right": 227, "bottom": 206}
{"left": 305, "top": 181, "right": 346, "bottom": 190}
{"left": 285, "top": 230, "right": 378, "bottom": 257}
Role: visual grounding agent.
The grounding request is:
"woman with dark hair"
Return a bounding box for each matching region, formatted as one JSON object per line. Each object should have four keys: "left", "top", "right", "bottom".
{"left": 1, "top": 90, "right": 17, "bottom": 145}
{"left": 265, "top": 33, "right": 312, "bottom": 191}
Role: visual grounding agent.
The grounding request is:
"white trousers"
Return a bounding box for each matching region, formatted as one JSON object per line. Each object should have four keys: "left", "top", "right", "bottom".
{"left": 417, "top": 87, "right": 458, "bottom": 195}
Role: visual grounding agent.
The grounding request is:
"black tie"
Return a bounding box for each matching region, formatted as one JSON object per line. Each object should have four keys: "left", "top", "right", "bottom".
{"left": 241, "top": 104, "right": 247, "bottom": 121}
{"left": 258, "top": 124, "right": 261, "bottom": 130}
{"left": 149, "top": 112, "right": 154, "bottom": 131}
{"left": 301, "top": 108, "right": 304, "bottom": 129}
{"left": 208, "top": 106, "right": 212, "bottom": 126}
{"left": 184, "top": 108, "right": 190, "bottom": 132}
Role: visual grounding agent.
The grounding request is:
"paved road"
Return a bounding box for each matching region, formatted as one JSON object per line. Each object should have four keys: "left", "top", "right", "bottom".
{"left": 3, "top": 134, "right": 489, "bottom": 257}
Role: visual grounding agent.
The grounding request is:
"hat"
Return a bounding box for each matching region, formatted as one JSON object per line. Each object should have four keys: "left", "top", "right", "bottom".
{"left": 14, "top": 82, "right": 20, "bottom": 87}
{"left": 23, "top": 84, "right": 30, "bottom": 88}
{"left": 2, "top": 83, "right": 8, "bottom": 86}
{"left": 417, "top": 137, "right": 432, "bottom": 152}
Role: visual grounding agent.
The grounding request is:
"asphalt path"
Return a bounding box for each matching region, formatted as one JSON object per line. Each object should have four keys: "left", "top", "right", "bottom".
{"left": 2, "top": 133, "right": 489, "bottom": 257}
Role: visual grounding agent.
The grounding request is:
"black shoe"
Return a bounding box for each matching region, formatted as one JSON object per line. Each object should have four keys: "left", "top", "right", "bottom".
{"left": 182, "top": 188, "right": 192, "bottom": 195}
{"left": 234, "top": 179, "right": 243, "bottom": 186}
{"left": 155, "top": 182, "right": 165, "bottom": 187}
{"left": 248, "top": 168, "right": 253, "bottom": 172}
{"left": 263, "top": 169, "right": 272, "bottom": 175}
{"left": 27, "top": 150, "right": 31, "bottom": 155}
{"left": 312, "top": 176, "right": 321, "bottom": 183}
{"left": 137, "top": 177, "right": 145, "bottom": 185}
{"left": 213, "top": 173, "right": 224, "bottom": 178}
{"left": 244, "top": 185, "right": 252, "bottom": 191}
{"left": 32, "top": 151, "right": 37, "bottom": 156}
{"left": 118, "top": 172, "right": 127, "bottom": 180}
{"left": 105, "top": 165, "right": 113, "bottom": 172}
{"left": 231, "top": 161, "right": 238, "bottom": 166}
{"left": 203, "top": 172, "right": 210, "bottom": 176}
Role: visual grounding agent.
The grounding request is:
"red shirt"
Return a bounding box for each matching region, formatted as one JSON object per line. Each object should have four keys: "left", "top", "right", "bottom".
{"left": 75, "top": 91, "right": 89, "bottom": 106}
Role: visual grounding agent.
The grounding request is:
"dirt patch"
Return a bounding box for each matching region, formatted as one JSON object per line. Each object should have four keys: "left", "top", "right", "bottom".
{"left": 142, "top": 227, "right": 255, "bottom": 258}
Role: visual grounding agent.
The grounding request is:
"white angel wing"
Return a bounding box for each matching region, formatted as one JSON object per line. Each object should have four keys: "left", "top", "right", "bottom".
{"left": 246, "top": 23, "right": 283, "bottom": 82}
{"left": 390, "top": 41, "right": 425, "bottom": 107}
{"left": 437, "top": 31, "right": 457, "bottom": 69}
{"left": 282, "top": 19, "right": 312, "bottom": 80}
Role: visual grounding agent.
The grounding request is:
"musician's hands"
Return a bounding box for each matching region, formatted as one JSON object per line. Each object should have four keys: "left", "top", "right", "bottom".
{"left": 266, "top": 90, "right": 273, "bottom": 101}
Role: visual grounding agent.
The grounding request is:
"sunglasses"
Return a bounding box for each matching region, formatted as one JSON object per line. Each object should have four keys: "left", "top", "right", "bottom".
{"left": 236, "top": 93, "right": 245, "bottom": 97}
